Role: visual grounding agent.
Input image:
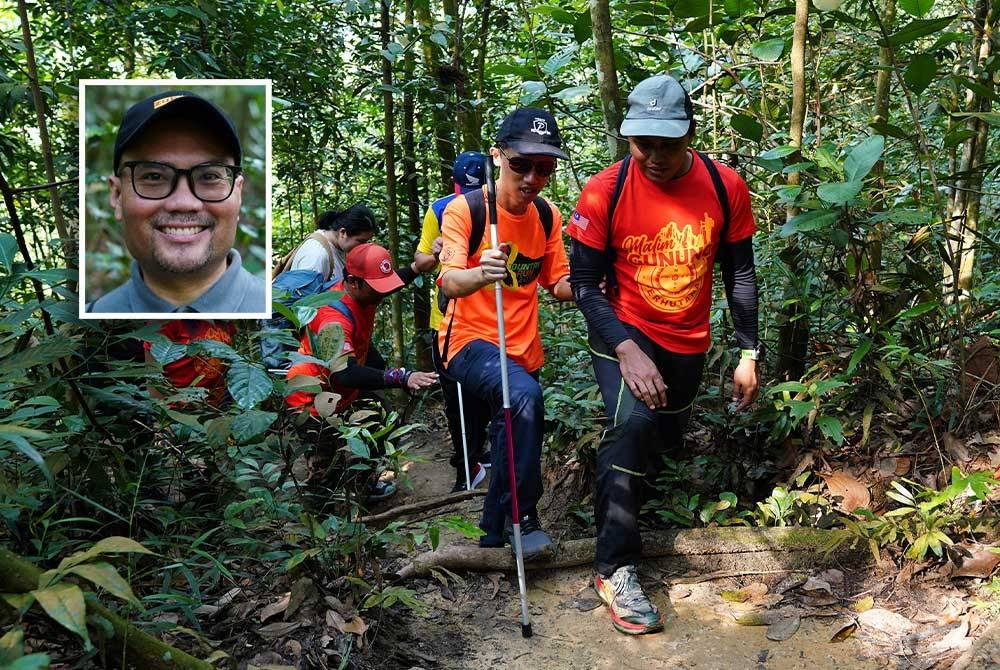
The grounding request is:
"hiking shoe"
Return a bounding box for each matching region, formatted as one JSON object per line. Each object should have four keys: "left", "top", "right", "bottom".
{"left": 366, "top": 478, "right": 397, "bottom": 503}
{"left": 450, "top": 463, "right": 487, "bottom": 493}
{"left": 594, "top": 565, "right": 664, "bottom": 635}
{"left": 506, "top": 515, "right": 553, "bottom": 561}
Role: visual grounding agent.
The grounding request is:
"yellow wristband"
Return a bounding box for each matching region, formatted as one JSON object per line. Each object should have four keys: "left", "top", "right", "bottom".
{"left": 740, "top": 348, "right": 759, "bottom": 361}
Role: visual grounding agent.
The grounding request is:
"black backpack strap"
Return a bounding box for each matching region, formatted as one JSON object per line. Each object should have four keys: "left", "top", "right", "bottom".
{"left": 696, "top": 151, "right": 731, "bottom": 241}
{"left": 465, "top": 188, "right": 487, "bottom": 256}
{"left": 532, "top": 196, "right": 553, "bottom": 239}
{"left": 604, "top": 155, "right": 631, "bottom": 292}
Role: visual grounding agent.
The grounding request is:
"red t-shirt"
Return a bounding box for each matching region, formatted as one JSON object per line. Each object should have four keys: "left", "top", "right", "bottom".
{"left": 436, "top": 188, "right": 569, "bottom": 373}
{"left": 285, "top": 292, "right": 377, "bottom": 415}
{"left": 143, "top": 320, "right": 236, "bottom": 406}
{"left": 566, "top": 151, "right": 755, "bottom": 354}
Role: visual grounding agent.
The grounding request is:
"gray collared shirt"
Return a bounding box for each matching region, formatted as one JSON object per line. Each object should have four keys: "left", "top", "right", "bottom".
{"left": 87, "top": 249, "right": 266, "bottom": 314}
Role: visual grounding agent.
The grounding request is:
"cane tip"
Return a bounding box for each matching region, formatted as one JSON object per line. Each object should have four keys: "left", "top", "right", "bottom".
{"left": 522, "top": 622, "right": 533, "bottom": 638}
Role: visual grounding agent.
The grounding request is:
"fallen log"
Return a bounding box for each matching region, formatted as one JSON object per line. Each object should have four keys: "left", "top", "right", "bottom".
{"left": 358, "top": 488, "right": 485, "bottom": 525}
{"left": 394, "top": 526, "right": 863, "bottom": 581}
{"left": 0, "top": 546, "right": 213, "bottom": 670}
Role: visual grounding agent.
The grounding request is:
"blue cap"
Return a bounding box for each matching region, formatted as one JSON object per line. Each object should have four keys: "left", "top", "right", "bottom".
{"left": 452, "top": 151, "right": 488, "bottom": 192}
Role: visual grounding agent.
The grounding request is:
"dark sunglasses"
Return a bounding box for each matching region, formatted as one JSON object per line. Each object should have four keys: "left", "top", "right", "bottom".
{"left": 498, "top": 147, "right": 556, "bottom": 177}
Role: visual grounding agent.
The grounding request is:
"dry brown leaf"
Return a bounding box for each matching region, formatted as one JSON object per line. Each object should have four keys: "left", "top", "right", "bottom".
{"left": 734, "top": 610, "right": 783, "bottom": 626}
{"left": 326, "top": 609, "right": 347, "bottom": 632}
{"left": 800, "top": 576, "right": 833, "bottom": 595}
{"left": 487, "top": 573, "right": 503, "bottom": 600}
{"left": 830, "top": 617, "right": 858, "bottom": 642}
{"left": 742, "top": 582, "right": 770, "bottom": 600}
{"left": 257, "top": 621, "right": 301, "bottom": 639}
{"left": 259, "top": 593, "right": 291, "bottom": 623}
{"left": 853, "top": 596, "right": 875, "bottom": 613}
{"left": 766, "top": 614, "right": 801, "bottom": 641}
{"left": 816, "top": 568, "right": 844, "bottom": 586}
{"left": 950, "top": 542, "right": 1000, "bottom": 579}
{"left": 894, "top": 456, "right": 912, "bottom": 476}
{"left": 341, "top": 616, "right": 368, "bottom": 636}
{"left": 819, "top": 470, "right": 871, "bottom": 513}
{"left": 287, "top": 577, "right": 316, "bottom": 618}
{"left": 929, "top": 619, "right": 971, "bottom": 654}
{"left": 943, "top": 432, "right": 971, "bottom": 463}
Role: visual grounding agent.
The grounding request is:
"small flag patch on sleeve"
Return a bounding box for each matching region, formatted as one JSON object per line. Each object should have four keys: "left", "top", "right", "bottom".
{"left": 570, "top": 211, "right": 590, "bottom": 231}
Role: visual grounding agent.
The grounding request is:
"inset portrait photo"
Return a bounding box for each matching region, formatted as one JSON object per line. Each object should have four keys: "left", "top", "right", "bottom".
{"left": 80, "top": 79, "right": 271, "bottom": 318}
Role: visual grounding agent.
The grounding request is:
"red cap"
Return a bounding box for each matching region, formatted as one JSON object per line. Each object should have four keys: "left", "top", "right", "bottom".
{"left": 345, "top": 243, "right": 404, "bottom": 294}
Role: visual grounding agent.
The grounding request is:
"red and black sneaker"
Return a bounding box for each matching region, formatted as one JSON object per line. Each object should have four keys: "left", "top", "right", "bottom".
{"left": 594, "top": 565, "right": 665, "bottom": 635}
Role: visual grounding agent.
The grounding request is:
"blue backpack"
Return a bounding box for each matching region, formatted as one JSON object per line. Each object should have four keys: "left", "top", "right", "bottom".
{"left": 260, "top": 269, "right": 339, "bottom": 371}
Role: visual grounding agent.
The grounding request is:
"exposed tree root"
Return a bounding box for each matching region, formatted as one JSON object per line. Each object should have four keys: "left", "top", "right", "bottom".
{"left": 0, "top": 547, "right": 213, "bottom": 670}
{"left": 358, "top": 488, "right": 486, "bottom": 525}
{"left": 394, "top": 527, "right": 862, "bottom": 580}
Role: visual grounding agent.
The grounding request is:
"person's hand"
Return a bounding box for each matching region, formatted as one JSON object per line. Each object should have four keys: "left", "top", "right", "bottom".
{"left": 431, "top": 236, "right": 443, "bottom": 258}
{"left": 615, "top": 339, "right": 667, "bottom": 409}
{"left": 478, "top": 245, "right": 509, "bottom": 285}
{"left": 730, "top": 359, "right": 759, "bottom": 412}
{"left": 406, "top": 371, "right": 438, "bottom": 392}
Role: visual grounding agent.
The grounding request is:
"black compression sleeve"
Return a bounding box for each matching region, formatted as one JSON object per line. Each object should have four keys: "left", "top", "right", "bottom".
{"left": 332, "top": 357, "right": 389, "bottom": 390}
{"left": 569, "top": 239, "right": 630, "bottom": 351}
{"left": 395, "top": 265, "right": 418, "bottom": 286}
{"left": 718, "top": 237, "right": 759, "bottom": 350}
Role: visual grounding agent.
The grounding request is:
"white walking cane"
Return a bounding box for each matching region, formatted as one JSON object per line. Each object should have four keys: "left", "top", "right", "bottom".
{"left": 484, "top": 155, "right": 533, "bottom": 638}
{"left": 457, "top": 381, "right": 471, "bottom": 490}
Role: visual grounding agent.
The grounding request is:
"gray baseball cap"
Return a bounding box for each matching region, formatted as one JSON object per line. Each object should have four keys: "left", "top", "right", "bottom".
{"left": 619, "top": 75, "right": 694, "bottom": 138}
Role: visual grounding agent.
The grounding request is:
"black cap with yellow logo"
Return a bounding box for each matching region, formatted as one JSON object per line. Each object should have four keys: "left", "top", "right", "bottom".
{"left": 113, "top": 90, "right": 242, "bottom": 172}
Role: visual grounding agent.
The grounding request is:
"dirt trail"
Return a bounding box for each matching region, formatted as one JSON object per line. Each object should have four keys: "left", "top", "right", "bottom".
{"left": 375, "top": 428, "right": 898, "bottom": 670}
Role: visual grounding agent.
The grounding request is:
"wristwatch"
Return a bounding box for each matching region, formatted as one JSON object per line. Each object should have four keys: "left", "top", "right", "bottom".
{"left": 740, "top": 345, "right": 761, "bottom": 361}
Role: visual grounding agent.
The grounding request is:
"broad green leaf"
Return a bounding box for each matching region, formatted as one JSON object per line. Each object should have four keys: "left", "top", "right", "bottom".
{"left": 22, "top": 269, "right": 76, "bottom": 285}
{"left": 899, "top": 0, "right": 935, "bottom": 17}
{"left": 816, "top": 416, "right": 845, "bottom": 444}
{"left": 286, "top": 547, "right": 321, "bottom": 571}
{"left": 31, "top": 583, "right": 90, "bottom": 650}
{"left": 552, "top": 85, "right": 590, "bottom": 102}
{"left": 166, "top": 409, "right": 203, "bottom": 431}
{"left": 724, "top": 0, "right": 756, "bottom": 16}
{"left": 57, "top": 537, "right": 155, "bottom": 571}
{"left": 0, "top": 336, "right": 74, "bottom": 373}
{"left": 314, "top": 322, "right": 346, "bottom": 363}
{"left": 895, "top": 300, "right": 939, "bottom": 319}
{"left": 573, "top": 11, "right": 592, "bottom": 44}
{"left": 542, "top": 45, "right": 578, "bottom": 76}
{"left": 348, "top": 436, "right": 371, "bottom": 460}
{"left": 519, "top": 81, "right": 546, "bottom": 106}
{"left": 904, "top": 52, "right": 937, "bottom": 95}
{"left": 292, "top": 289, "right": 344, "bottom": 309}
{"left": 0, "top": 427, "right": 53, "bottom": 485}
{"left": 750, "top": 38, "right": 785, "bottom": 62}
{"left": 781, "top": 208, "right": 839, "bottom": 236}
{"left": 887, "top": 15, "right": 957, "bottom": 46}
{"left": 844, "top": 136, "right": 885, "bottom": 182}
{"left": 231, "top": 410, "right": 277, "bottom": 442}
{"left": 533, "top": 5, "right": 577, "bottom": 23}
{"left": 67, "top": 562, "right": 140, "bottom": 607}
{"left": 769, "top": 381, "right": 808, "bottom": 394}
{"left": 674, "top": 0, "right": 710, "bottom": 17}
{"left": 953, "top": 112, "right": 1000, "bottom": 127}
{"left": 149, "top": 340, "right": 188, "bottom": 365}
{"left": 846, "top": 338, "right": 872, "bottom": 375}
{"left": 816, "top": 180, "right": 863, "bottom": 205}
{"left": 782, "top": 400, "right": 814, "bottom": 420}
{"left": 1, "top": 593, "right": 34, "bottom": 612}
{"left": 227, "top": 360, "right": 273, "bottom": 410}
{"left": 0, "top": 233, "right": 17, "bottom": 272}
{"left": 5, "top": 651, "right": 51, "bottom": 670}
{"left": 758, "top": 145, "right": 798, "bottom": 160}
{"left": 730, "top": 113, "right": 763, "bottom": 142}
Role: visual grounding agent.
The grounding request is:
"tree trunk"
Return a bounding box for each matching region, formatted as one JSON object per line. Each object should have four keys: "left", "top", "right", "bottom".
{"left": 16, "top": 0, "right": 71, "bottom": 271}
{"left": 415, "top": 0, "right": 455, "bottom": 201}
{"left": 589, "top": 0, "right": 626, "bottom": 162}
{"left": 404, "top": 0, "right": 431, "bottom": 370}
{"left": 382, "top": 0, "right": 404, "bottom": 367}
{"left": 0, "top": 547, "right": 213, "bottom": 670}
{"left": 775, "top": 0, "right": 811, "bottom": 383}
{"left": 469, "top": 0, "right": 492, "bottom": 148}
{"left": 944, "top": 0, "right": 994, "bottom": 303}
{"left": 394, "top": 527, "right": 865, "bottom": 580}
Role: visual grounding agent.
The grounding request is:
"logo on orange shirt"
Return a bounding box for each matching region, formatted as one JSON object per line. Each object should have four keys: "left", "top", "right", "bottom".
{"left": 622, "top": 213, "right": 718, "bottom": 313}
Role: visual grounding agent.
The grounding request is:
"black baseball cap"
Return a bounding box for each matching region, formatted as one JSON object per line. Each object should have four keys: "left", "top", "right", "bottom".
{"left": 495, "top": 107, "right": 568, "bottom": 159}
{"left": 113, "top": 90, "right": 242, "bottom": 172}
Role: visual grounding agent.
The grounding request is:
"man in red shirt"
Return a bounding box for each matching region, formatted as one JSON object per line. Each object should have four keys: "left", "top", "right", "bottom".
{"left": 286, "top": 243, "right": 437, "bottom": 415}
{"left": 567, "top": 74, "right": 760, "bottom": 635}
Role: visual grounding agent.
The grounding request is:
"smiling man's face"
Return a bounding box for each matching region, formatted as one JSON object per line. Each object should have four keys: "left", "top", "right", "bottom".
{"left": 110, "top": 116, "right": 243, "bottom": 284}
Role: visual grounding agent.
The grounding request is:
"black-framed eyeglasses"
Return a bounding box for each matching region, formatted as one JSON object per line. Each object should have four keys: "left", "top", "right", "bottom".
{"left": 118, "top": 160, "right": 242, "bottom": 202}
{"left": 498, "top": 147, "right": 556, "bottom": 177}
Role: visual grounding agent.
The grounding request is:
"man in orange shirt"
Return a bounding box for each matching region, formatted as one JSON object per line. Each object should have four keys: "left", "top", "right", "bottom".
{"left": 437, "top": 108, "right": 572, "bottom": 559}
{"left": 567, "top": 75, "right": 760, "bottom": 635}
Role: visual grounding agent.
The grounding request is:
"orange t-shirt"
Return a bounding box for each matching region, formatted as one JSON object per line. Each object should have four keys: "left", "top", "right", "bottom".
{"left": 566, "top": 151, "right": 755, "bottom": 354}
{"left": 285, "top": 292, "right": 377, "bottom": 414}
{"left": 437, "top": 189, "right": 569, "bottom": 373}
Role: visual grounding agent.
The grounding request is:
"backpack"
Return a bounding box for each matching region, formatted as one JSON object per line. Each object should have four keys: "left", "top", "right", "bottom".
{"left": 435, "top": 187, "right": 553, "bottom": 314}
{"left": 271, "top": 231, "right": 337, "bottom": 281}
{"left": 436, "top": 188, "right": 554, "bottom": 364}
{"left": 603, "top": 151, "right": 730, "bottom": 294}
{"left": 260, "top": 269, "right": 339, "bottom": 371}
